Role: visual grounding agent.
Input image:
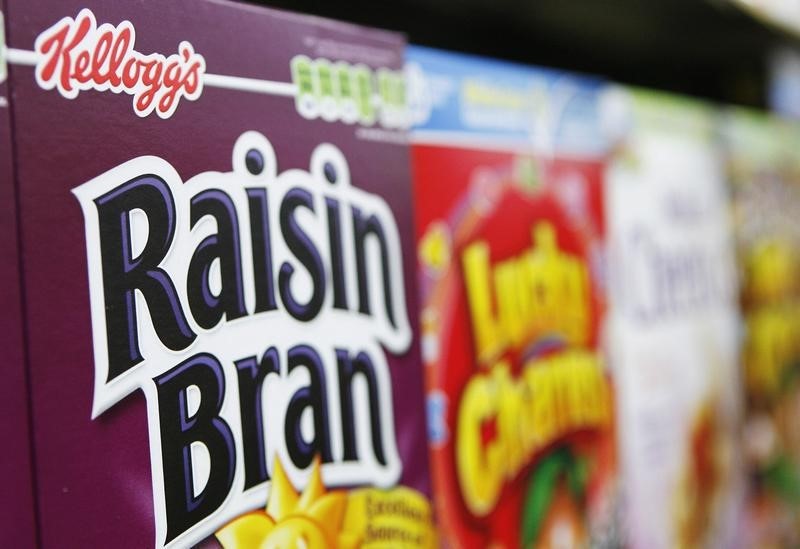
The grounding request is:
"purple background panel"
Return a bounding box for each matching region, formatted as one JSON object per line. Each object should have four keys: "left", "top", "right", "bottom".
{"left": 0, "top": 3, "right": 38, "bottom": 544}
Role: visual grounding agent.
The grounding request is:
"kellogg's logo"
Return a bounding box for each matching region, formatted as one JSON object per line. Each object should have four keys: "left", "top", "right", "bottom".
{"left": 14, "top": 9, "right": 412, "bottom": 125}
{"left": 34, "top": 8, "right": 204, "bottom": 118}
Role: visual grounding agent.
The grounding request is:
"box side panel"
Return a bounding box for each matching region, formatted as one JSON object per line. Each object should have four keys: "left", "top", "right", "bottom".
{"left": 0, "top": 4, "right": 38, "bottom": 548}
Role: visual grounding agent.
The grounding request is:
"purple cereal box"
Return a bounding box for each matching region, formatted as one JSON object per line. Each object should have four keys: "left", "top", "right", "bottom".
{"left": 2, "top": 1, "right": 434, "bottom": 547}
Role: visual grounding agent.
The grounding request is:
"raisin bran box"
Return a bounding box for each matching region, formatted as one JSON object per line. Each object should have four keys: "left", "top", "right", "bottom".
{"left": 0, "top": 6, "right": 37, "bottom": 547}
{"left": 602, "top": 88, "right": 746, "bottom": 548}
{"left": 722, "top": 109, "right": 800, "bottom": 546}
{"left": 407, "top": 46, "right": 620, "bottom": 548}
{"left": 2, "top": 1, "right": 435, "bottom": 547}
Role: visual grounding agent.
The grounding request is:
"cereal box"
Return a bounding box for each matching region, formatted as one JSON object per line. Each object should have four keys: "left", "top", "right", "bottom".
{"left": 408, "top": 46, "right": 619, "bottom": 548}
{"left": 2, "top": 2, "right": 434, "bottom": 547}
{"left": 722, "top": 108, "right": 800, "bottom": 546}
{"left": 603, "top": 88, "right": 746, "bottom": 549}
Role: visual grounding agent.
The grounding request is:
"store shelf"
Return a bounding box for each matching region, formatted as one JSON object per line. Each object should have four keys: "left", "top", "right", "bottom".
{"left": 258, "top": 0, "right": 787, "bottom": 108}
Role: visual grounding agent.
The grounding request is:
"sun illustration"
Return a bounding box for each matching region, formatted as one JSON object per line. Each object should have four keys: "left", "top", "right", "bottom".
{"left": 216, "top": 456, "right": 358, "bottom": 549}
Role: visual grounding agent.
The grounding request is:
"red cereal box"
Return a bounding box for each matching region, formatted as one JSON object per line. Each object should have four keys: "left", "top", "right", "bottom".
{"left": 408, "top": 46, "right": 620, "bottom": 548}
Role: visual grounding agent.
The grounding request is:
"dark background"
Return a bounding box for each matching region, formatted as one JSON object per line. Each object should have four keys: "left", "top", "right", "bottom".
{"left": 254, "top": 0, "right": 794, "bottom": 109}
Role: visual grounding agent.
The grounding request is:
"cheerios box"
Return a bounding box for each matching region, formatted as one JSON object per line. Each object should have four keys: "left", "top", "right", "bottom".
{"left": 408, "top": 46, "right": 620, "bottom": 548}
{"left": 602, "top": 88, "right": 746, "bottom": 549}
{"left": 2, "top": 1, "right": 435, "bottom": 547}
{"left": 0, "top": 6, "right": 37, "bottom": 547}
{"left": 722, "top": 109, "right": 800, "bottom": 547}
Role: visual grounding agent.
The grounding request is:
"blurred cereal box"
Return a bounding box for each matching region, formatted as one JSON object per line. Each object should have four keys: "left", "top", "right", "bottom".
{"left": 409, "top": 45, "right": 620, "bottom": 548}
{"left": 603, "top": 87, "right": 746, "bottom": 549}
{"left": 722, "top": 107, "right": 800, "bottom": 547}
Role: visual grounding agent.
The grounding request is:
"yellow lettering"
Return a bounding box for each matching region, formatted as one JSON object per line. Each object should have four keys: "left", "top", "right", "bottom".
{"left": 462, "top": 241, "right": 505, "bottom": 365}
{"left": 456, "top": 350, "right": 610, "bottom": 517}
{"left": 456, "top": 373, "right": 504, "bottom": 516}
{"left": 462, "top": 221, "right": 591, "bottom": 365}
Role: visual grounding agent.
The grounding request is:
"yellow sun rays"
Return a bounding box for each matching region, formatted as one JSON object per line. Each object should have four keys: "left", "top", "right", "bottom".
{"left": 216, "top": 456, "right": 351, "bottom": 549}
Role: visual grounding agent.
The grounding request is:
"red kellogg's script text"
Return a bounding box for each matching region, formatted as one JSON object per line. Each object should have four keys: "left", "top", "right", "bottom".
{"left": 34, "top": 9, "right": 205, "bottom": 118}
